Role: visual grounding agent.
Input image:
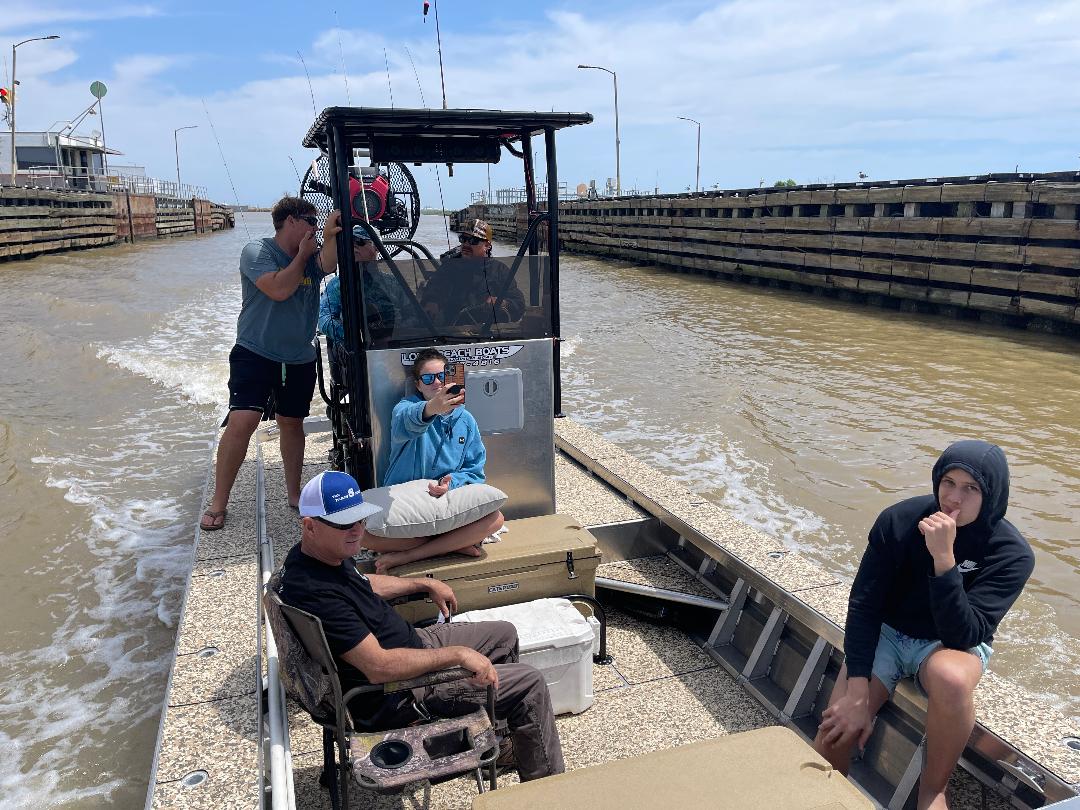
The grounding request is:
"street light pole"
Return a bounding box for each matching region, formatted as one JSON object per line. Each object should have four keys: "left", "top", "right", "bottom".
{"left": 578, "top": 64, "right": 621, "bottom": 197}
{"left": 173, "top": 125, "right": 198, "bottom": 198}
{"left": 677, "top": 116, "right": 701, "bottom": 193}
{"left": 9, "top": 35, "right": 60, "bottom": 185}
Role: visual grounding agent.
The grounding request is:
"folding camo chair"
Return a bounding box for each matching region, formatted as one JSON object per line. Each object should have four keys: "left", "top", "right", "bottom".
{"left": 263, "top": 581, "right": 499, "bottom": 809}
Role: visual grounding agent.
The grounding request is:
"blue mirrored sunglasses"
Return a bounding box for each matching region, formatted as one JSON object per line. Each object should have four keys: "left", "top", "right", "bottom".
{"left": 419, "top": 371, "right": 446, "bottom": 385}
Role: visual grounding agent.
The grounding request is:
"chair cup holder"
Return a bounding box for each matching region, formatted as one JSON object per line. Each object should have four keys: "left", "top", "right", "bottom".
{"left": 369, "top": 740, "right": 413, "bottom": 770}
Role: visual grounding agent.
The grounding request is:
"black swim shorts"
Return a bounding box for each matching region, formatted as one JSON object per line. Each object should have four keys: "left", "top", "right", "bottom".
{"left": 227, "top": 344, "right": 317, "bottom": 418}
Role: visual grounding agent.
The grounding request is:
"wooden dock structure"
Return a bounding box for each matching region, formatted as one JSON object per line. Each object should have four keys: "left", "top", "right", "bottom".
{"left": 465, "top": 172, "right": 1080, "bottom": 334}
{"left": 0, "top": 186, "right": 234, "bottom": 261}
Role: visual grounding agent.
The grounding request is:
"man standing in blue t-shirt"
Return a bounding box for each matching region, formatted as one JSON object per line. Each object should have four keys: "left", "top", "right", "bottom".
{"left": 201, "top": 197, "right": 341, "bottom": 531}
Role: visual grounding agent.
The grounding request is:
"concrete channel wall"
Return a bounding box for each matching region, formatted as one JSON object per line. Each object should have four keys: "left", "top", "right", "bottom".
{"left": 461, "top": 173, "right": 1080, "bottom": 335}
{"left": 0, "top": 185, "right": 235, "bottom": 261}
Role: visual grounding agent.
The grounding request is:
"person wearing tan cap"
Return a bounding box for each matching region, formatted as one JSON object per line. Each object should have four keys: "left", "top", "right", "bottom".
{"left": 420, "top": 219, "right": 525, "bottom": 327}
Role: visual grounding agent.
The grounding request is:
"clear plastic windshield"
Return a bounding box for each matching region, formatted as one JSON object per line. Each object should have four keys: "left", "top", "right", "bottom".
{"left": 353, "top": 251, "right": 552, "bottom": 349}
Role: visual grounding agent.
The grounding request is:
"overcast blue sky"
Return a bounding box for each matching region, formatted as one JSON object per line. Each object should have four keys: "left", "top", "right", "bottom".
{"left": 5, "top": 0, "right": 1080, "bottom": 206}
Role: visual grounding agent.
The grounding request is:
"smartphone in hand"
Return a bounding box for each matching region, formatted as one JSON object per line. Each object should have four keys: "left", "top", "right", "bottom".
{"left": 444, "top": 363, "right": 466, "bottom": 399}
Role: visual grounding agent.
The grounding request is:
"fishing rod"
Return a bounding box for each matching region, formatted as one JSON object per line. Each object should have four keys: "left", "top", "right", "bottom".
{"left": 201, "top": 99, "right": 252, "bottom": 240}
{"left": 404, "top": 45, "right": 452, "bottom": 250}
{"left": 384, "top": 48, "right": 394, "bottom": 109}
{"left": 297, "top": 50, "right": 317, "bottom": 114}
{"left": 334, "top": 10, "right": 351, "bottom": 105}
{"left": 404, "top": 46, "right": 427, "bottom": 107}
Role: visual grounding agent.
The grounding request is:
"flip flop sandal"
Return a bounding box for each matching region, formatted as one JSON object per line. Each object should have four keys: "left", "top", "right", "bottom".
{"left": 200, "top": 509, "right": 227, "bottom": 531}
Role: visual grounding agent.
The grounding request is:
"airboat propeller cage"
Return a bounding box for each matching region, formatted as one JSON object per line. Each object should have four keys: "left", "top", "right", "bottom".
{"left": 302, "top": 107, "right": 592, "bottom": 518}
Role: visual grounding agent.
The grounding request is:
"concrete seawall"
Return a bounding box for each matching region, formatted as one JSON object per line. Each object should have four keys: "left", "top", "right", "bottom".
{"left": 0, "top": 185, "right": 235, "bottom": 262}
{"left": 460, "top": 172, "right": 1080, "bottom": 336}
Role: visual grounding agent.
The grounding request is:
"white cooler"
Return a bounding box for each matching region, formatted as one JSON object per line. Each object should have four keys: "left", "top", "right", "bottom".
{"left": 452, "top": 597, "right": 597, "bottom": 715}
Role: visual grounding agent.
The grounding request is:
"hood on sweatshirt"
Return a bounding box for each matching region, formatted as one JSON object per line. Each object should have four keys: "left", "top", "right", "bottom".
{"left": 931, "top": 439, "right": 1010, "bottom": 537}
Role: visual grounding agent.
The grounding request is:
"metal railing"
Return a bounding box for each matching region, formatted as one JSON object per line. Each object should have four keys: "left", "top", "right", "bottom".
{"left": 17, "top": 164, "right": 206, "bottom": 199}
{"left": 110, "top": 174, "right": 206, "bottom": 200}
{"left": 494, "top": 182, "right": 574, "bottom": 204}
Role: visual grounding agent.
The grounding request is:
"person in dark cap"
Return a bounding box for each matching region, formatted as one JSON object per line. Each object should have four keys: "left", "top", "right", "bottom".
{"left": 420, "top": 218, "right": 525, "bottom": 327}
{"left": 814, "top": 440, "right": 1034, "bottom": 810}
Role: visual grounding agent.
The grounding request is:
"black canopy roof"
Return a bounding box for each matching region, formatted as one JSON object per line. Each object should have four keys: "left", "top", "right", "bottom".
{"left": 302, "top": 107, "right": 593, "bottom": 151}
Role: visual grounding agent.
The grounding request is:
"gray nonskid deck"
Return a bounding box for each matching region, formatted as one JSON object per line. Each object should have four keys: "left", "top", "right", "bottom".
{"left": 266, "top": 427, "right": 780, "bottom": 808}
{"left": 272, "top": 424, "right": 1024, "bottom": 808}
{"left": 150, "top": 430, "right": 262, "bottom": 809}
{"left": 150, "top": 418, "right": 1074, "bottom": 809}
{"left": 597, "top": 555, "right": 722, "bottom": 600}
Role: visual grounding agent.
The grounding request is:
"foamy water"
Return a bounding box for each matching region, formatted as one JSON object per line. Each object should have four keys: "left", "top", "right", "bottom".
{"left": 0, "top": 231, "right": 246, "bottom": 807}
{"left": 0, "top": 215, "right": 462, "bottom": 807}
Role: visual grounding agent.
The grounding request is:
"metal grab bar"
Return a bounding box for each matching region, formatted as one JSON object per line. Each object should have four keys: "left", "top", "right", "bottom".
{"left": 563, "top": 593, "right": 613, "bottom": 665}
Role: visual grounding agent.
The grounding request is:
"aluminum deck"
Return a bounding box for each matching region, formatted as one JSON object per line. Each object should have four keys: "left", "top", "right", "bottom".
{"left": 146, "top": 419, "right": 1079, "bottom": 809}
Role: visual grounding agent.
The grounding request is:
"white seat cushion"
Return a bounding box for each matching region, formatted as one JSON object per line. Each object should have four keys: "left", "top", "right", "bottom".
{"left": 362, "top": 480, "right": 507, "bottom": 539}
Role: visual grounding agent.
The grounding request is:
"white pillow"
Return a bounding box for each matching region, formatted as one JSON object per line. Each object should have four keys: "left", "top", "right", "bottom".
{"left": 362, "top": 479, "right": 507, "bottom": 539}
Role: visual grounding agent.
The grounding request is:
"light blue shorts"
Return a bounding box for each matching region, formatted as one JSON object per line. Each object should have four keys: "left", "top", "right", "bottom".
{"left": 871, "top": 624, "right": 992, "bottom": 696}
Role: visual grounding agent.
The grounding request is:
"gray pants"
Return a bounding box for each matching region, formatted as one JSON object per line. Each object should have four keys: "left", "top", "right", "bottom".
{"left": 414, "top": 621, "right": 565, "bottom": 781}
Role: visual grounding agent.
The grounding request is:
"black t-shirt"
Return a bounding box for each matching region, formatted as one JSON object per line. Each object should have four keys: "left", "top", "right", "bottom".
{"left": 277, "top": 544, "right": 423, "bottom": 721}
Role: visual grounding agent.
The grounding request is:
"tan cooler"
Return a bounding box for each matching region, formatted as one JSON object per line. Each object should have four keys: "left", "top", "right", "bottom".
{"left": 472, "top": 726, "right": 873, "bottom": 810}
{"left": 371, "top": 514, "right": 600, "bottom": 625}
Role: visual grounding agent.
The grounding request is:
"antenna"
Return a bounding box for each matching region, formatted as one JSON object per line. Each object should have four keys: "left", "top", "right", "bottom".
{"left": 431, "top": 0, "right": 448, "bottom": 108}
{"left": 297, "top": 50, "right": 317, "bottom": 114}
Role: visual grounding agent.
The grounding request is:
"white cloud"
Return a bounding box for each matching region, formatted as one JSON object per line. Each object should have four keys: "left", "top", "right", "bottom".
{"left": 111, "top": 54, "right": 183, "bottom": 83}
{"left": 11, "top": 1, "right": 1080, "bottom": 206}
{"left": 0, "top": 3, "right": 160, "bottom": 34}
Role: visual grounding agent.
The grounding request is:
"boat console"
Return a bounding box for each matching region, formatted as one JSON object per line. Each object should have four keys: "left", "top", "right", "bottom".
{"left": 300, "top": 107, "right": 592, "bottom": 519}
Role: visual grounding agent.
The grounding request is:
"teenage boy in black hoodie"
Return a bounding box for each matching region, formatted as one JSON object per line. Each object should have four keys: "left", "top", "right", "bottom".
{"left": 814, "top": 440, "right": 1034, "bottom": 810}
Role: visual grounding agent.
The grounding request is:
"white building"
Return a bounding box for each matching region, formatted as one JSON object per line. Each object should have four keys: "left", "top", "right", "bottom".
{"left": 0, "top": 130, "right": 123, "bottom": 190}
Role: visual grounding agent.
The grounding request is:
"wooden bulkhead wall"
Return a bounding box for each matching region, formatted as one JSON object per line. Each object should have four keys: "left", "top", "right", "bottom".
{"left": 465, "top": 175, "right": 1080, "bottom": 333}
{"left": 0, "top": 187, "right": 235, "bottom": 262}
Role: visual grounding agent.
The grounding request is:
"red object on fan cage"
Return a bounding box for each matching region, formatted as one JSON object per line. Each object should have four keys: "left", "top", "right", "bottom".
{"left": 349, "top": 174, "right": 389, "bottom": 221}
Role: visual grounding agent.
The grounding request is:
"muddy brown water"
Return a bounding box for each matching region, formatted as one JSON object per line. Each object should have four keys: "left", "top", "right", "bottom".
{"left": 0, "top": 214, "right": 1074, "bottom": 806}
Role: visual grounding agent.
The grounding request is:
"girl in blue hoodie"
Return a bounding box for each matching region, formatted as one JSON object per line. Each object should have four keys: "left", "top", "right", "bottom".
{"left": 370, "top": 348, "right": 504, "bottom": 572}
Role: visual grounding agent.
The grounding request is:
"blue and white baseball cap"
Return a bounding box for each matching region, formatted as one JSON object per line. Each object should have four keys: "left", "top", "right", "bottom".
{"left": 299, "top": 471, "right": 382, "bottom": 525}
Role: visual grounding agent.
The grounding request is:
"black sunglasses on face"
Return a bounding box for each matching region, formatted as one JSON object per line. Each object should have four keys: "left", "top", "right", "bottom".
{"left": 459, "top": 234, "right": 483, "bottom": 245}
{"left": 315, "top": 515, "right": 363, "bottom": 531}
{"left": 419, "top": 371, "right": 446, "bottom": 385}
{"left": 296, "top": 215, "right": 318, "bottom": 227}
